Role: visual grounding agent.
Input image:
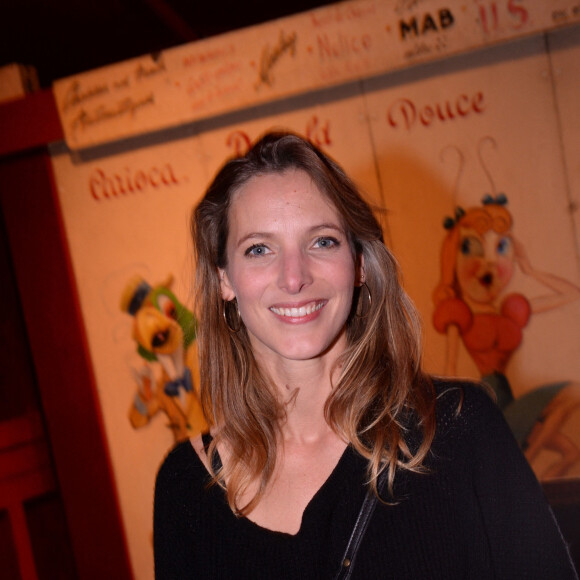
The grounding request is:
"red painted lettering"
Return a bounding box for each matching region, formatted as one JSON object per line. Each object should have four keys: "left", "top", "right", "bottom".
{"left": 478, "top": 1, "right": 527, "bottom": 34}
{"left": 435, "top": 101, "right": 455, "bottom": 122}
{"left": 306, "top": 116, "right": 332, "bottom": 147}
{"left": 226, "top": 130, "right": 252, "bottom": 157}
{"left": 134, "top": 171, "right": 147, "bottom": 191}
{"left": 114, "top": 175, "right": 126, "bottom": 196}
{"left": 388, "top": 98, "right": 416, "bottom": 130}
{"left": 161, "top": 164, "right": 179, "bottom": 186}
{"left": 478, "top": 2, "right": 499, "bottom": 34}
{"left": 149, "top": 167, "right": 161, "bottom": 187}
{"left": 90, "top": 169, "right": 108, "bottom": 201}
{"left": 388, "top": 92, "right": 486, "bottom": 131}
{"left": 317, "top": 32, "right": 372, "bottom": 61}
{"left": 472, "top": 92, "right": 485, "bottom": 113}
{"left": 420, "top": 105, "right": 435, "bottom": 126}
{"left": 456, "top": 94, "right": 470, "bottom": 116}
{"left": 508, "top": 0, "right": 528, "bottom": 29}
{"left": 88, "top": 164, "right": 180, "bottom": 201}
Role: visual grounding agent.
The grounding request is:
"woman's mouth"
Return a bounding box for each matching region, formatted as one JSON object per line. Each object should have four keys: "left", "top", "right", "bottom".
{"left": 270, "top": 300, "right": 326, "bottom": 319}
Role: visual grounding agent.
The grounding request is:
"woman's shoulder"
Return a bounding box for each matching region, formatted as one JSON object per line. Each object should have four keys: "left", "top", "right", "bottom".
{"left": 156, "top": 438, "right": 207, "bottom": 488}
{"left": 430, "top": 377, "right": 504, "bottom": 443}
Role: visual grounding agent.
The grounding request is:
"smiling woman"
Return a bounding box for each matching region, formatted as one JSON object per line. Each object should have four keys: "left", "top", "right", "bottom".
{"left": 153, "top": 132, "right": 578, "bottom": 579}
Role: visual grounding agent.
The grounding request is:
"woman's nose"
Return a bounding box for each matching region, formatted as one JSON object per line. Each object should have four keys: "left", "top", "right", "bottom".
{"left": 277, "top": 250, "right": 313, "bottom": 294}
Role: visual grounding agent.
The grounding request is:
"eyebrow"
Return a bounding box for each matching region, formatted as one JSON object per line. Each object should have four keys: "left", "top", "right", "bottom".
{"left": 235, "top": 223, "right": 345, "bottom": 249}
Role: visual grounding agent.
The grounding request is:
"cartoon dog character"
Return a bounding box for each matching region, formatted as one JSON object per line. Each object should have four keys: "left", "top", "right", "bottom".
{"left": 120, "top": 274, "right": 207, "bottom": 441}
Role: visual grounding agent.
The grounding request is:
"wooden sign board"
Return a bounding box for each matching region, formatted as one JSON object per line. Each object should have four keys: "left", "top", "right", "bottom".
{"left": 53, "top": 0, "right": 580, "bottom": 150}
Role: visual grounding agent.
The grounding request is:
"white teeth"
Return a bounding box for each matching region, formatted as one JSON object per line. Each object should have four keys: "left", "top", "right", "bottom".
{"left": 270, "top": 302, "right": 324, "bottom": 318}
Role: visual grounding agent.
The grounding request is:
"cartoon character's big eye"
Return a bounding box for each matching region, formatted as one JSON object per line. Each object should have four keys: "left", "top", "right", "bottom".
{"left": 460, "top": 236, "right": 484, "bottom": 257}
{"left": 157, "top": 294, "right": 178, "bottom": 320}
{"left": 497, "top": 237, "right": 511, "bottom": 256}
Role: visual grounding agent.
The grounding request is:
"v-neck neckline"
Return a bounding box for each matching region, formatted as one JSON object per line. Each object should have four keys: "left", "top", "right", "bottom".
{"left": 190, "top": 437, "right": 357, "bottom": 539}
{"left": 240, "top": 442, "right": 353, "bottom": 538}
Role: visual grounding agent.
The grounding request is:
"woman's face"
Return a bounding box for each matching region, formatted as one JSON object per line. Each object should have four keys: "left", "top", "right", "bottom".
{"left": 219, "top": 169, "right": 361, "bottom": 366}
{"left": 455, "top": 226, "right": 515, "bottom": 304}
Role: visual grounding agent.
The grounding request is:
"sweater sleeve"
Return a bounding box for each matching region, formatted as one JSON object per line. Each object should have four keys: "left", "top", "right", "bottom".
{"left": 463, "top": 385, "right": 578, "bottom": 579}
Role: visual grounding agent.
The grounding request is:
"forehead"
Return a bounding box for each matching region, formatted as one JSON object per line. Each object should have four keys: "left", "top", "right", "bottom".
{"left": 228, "top": 169, "right": 340, "bottom": 224}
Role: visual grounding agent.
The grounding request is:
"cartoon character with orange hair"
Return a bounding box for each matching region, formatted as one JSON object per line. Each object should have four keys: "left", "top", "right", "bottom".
{"left": 433, "top": 195, "right": 580, "bottom": 478}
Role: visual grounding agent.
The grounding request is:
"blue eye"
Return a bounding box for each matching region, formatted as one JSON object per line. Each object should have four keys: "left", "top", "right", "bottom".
{"left": 244, "top": 244, "right": 270, "bottom": 257}
{"left": 314, "top": 237, "right": 339, "bottom": 249}
{"left": 497, "top": 237, "right": 510, "bottom": 255}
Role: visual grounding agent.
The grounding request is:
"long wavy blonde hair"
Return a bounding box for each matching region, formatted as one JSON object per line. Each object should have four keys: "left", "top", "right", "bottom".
{"left": 191, "top": 132, "right": 435, "bottom": 514}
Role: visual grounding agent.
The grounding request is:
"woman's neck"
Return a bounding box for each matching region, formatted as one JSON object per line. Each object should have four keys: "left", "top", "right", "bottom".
{"left": 250, "top": 332, "right": 347, "bottom": 442}
{"left": 264, "top": 355, "right": 340, "bottom": 444}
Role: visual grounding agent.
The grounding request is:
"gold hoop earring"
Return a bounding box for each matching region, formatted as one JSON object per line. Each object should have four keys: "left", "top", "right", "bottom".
{"left": 222, "top": 299, "right": 242, "bottom": 332}
{"left": 355, "top": 282, "right": 372, "bottom": 319}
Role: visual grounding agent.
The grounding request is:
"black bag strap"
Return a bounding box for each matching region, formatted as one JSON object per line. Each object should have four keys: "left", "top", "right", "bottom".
{"left": 334, "top": 470, "right": 388, "bottom": 580}
{"left": 203, "top": 431, "right": 385, "bottom": 578}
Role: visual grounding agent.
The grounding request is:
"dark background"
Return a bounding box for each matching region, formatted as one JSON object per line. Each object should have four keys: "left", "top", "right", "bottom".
{"left": 0, "top": 0, "right": 336, "bottom": 88}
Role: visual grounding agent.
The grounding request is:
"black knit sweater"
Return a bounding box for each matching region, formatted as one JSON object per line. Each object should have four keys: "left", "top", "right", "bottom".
{"left": 154, "top": 381, "right": 578, "bottom": 579}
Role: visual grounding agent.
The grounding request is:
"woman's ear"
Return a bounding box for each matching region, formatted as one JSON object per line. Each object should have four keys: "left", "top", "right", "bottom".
{"left": 218, "top": 268, "right": 236, "bottom": 301}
